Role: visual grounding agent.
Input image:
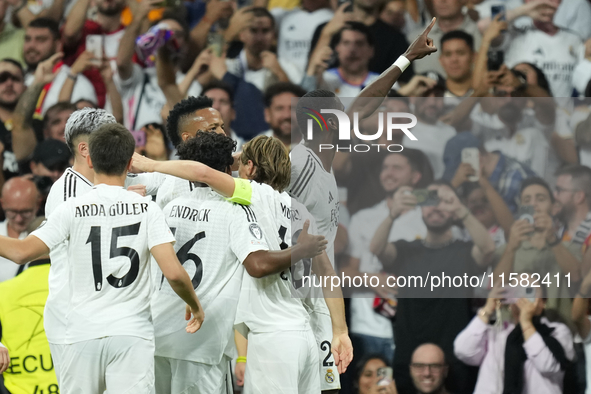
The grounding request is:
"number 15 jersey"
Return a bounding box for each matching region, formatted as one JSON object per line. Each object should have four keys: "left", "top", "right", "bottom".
{"left": 32, "top": 184, "right": 175, "bottom": 345}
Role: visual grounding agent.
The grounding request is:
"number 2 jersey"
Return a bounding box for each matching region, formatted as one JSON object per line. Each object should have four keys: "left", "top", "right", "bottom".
{"left": 152, "top": 187, "right": 269, "bottom": 365}
{"left": 234, "top": 182, "right": 313, "bottom": 335}
{"left": 32, "top": 184, "right": 175, "bottom": 344}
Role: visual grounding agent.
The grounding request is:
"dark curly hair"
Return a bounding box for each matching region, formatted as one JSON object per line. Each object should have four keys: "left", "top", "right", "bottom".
{"left": 166, "top": 96, "right": 214, "bottom": 148}
{"left": 176, "top": 131, "right": 236, "bottom": 173}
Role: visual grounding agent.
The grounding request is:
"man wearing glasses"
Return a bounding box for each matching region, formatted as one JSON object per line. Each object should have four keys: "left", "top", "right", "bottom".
{"left": 410, "top": 343, "right": 450, "bottom": 394}
{"left": 0, "top": 177, "right": 39, "bottom": 282}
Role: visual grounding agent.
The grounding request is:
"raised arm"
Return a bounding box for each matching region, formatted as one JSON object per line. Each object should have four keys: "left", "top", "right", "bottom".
{"left": 116, "top": 0, "right": 158, "bottom": 81}
{"left": 370, "top": 187, "right": 417, "bottom": 265}
{"left": 156, "top": 46, "right": 183, "bottom": 112}
{"left": 492, "top": 220, "right": 534, "bottom": 279}
{"left": 58, "top": 51, "right": 95, "bottom": 103}
{"left": 131, "top": 153, "right": 237, "bottom": 198}
{"left": 12, "top": 52, "right": 62, "bottom": 161}
{"left": 62, "top": 0, "right": 91, "bottom": 47}
{"left": 150, "top": 242, "right": 204, "bottom": 333}
{"left": 348, "top": 18, "right": 437, "bottom": 121}
{"left": 101, "top": 61, "right": 124, "bottom": 124}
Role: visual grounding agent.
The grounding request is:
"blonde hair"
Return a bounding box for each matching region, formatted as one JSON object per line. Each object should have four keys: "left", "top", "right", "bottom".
{"left": 241, "top": 135, "right": 290, "bottom": 192}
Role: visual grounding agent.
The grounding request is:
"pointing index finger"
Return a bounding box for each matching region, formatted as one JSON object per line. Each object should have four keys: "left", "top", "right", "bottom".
{"left": 423, "top": 17, "right": 436, "bottom": 36}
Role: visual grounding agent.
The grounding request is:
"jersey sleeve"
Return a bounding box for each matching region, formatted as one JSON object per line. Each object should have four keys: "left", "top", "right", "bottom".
{"left": 31, "top": 202, "right": 72, "bottom": 249}
{"left": 125, "top": 172, "right": 167, "bottom": 196}
{"left": 146, "top": 201, "right": 176, "bottom": 250}
{"left": 229, "top": 205, "right": 269, "bottom": 264}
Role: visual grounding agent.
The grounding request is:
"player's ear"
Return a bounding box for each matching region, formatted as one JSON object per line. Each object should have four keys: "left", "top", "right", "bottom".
{"left": 126, "top": 158, "right": 133, "bottom": 173}
{"left": 78, "top": 141, "right": 88, "bottom": 158}
{"left": 264, "top": 108, "right": 271, "bottom": 124}
{"left": 86, "top": 154, "right": 93, "bottom": 169}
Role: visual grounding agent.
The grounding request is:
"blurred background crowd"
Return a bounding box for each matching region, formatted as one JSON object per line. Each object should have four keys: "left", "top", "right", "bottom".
{"left": 0, "top": 0, "right": 591, "bottom": 392}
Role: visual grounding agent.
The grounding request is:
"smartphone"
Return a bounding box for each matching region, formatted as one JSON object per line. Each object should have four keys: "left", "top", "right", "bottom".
{"left": 487, "top": 50, "right": 504, "bottom": 71}
{"left": 86, "top": 35, "right": 103, "bottom": 66}
{"left": 517, "top": 205, "right": 535, "bottom": 224}
{"left": 377, "top": 367, "right": 394, "bottom": 387}
{"left": 491, "top": 5, "right": 506, "bottom": 21}
{"left": 412, "top": 189, "right": 440, "bottom": 206}
{"left": 502, "top": 286, "right": 536, "bottom": 304}
{"left": 130, "top": 129, "right": 146, "bottom": 147}
{"left": 461, "top": 147, "right": 479, "bottom": 182}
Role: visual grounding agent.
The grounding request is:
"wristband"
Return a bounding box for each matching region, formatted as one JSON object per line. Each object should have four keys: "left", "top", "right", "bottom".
{"left": 67, "top": 71, "right": 78, "bottom": 81}
{"left": 236, "top": 356, "right": 247, "bottom": 363}
{"left": 226, "top": 178, "right": 252, "bottom": 206}
{"left": 393, "top": 56, "right": 410, "bottom": 73}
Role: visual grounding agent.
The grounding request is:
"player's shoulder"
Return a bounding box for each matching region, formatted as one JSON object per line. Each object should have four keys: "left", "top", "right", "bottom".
{"left": 46, "top": 168, "right": 93, "bottom": 209}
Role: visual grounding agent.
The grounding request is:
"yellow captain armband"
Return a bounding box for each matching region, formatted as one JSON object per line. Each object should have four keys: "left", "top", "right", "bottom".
{"left": 236, "top": 356, "right": 247, "bottom": 363}
{"left": 226, "top": 178, "right": 252, "bottom": 205}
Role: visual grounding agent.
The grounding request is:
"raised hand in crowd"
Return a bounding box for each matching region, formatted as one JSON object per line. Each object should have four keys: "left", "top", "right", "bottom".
{"left": 506, "top": 219, "right": 535, "bottom": 252}
{"left": 388, "top": 186, "right": 418, "bottom": 219}
{"left": 224, "top": 5, "right": 255, "bottom": 43}
{"left": 306, "top": 45, "right": 333, "bottom": 78}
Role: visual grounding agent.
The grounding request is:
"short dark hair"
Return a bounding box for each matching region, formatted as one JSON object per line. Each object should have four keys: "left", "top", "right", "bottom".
{"left": 166, "top": 96, "right": 214, "bottom": 148}
{"left": 440, "top": 30, "right": 474, "bottom": 52}
{"left": 295, "top": 89, "right": 342, "bottom": 140}
{"left": 43, "top": 102, "right": 77, "bottom": 131}
{"left": 264, "top": 82, "right": 306, "bottom": 108}
{"left": 201, "top": 80, "right": 235, "bottom": 104}
{"left": 334, "top": 21, "right": 374, "bottom": 47}
{"left": 387, "top": 148, "right": 434, "bottom": 188}
{"left": 28, "top": 18, "right": 60, "bottom": 40}
{"left": 0, "top": 58, "right": 24, "bottom": 77}
{"left": 354, "top": 354, "right": 390, "bottom": 389}
{"left": 513, "top": 62, "right": 552, "bottom": 96}
{"left": 555, "top": 165, "right": 591, "bottom": 204}
{"left": 245, "top": 7, "right": 275, "bottom": 28}
{"left": 88, "top": 123, "right": 135, "bottom": 176}
{"left": 176, "top": 131, "right": 236, "bottom": 173}
{"left": 520, "top": 177, "right": 555, "bottom": 204}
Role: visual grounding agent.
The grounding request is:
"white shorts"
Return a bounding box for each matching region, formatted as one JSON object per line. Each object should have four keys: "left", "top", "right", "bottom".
{"left": 53, "top": 336, "right": 155, "bottom": 393}
{"left": 309, "top": 311, "right": 341, "bottom": 391}
{"left": 154, "top": 355, "right": 232, "bottom": 394}
{"left": 244, "top": 329, "right": 319, "bottom": 394}
{"left": 48, "top": 342, "right": 64, "bottom": 384}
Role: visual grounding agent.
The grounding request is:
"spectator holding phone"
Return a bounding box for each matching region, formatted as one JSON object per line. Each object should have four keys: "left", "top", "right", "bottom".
{"left": 455, "top": 285, "right": 575, "bottom": 394}
{"left": 353, "top": 354, "right": 398, "bottom": 394}
{"left": 371, "top": 181, "right": 495, "bottom": 394}
{"left": 493, "top": 177, "right": 582, "bottom": 322}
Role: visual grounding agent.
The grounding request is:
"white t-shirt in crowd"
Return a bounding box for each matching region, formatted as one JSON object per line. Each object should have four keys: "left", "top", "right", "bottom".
{"left": 0, "top": 220, "right": 26, "bottom": 283}
{"left": 153, "top": 187, "right": 266, "bottom": 365}
{"left": 290, "top": 143, "right": 339, "bottom": 267}
{"left": 114, "top": 65, "right": 201, "bottom": 131}
{"left": 43, "top": 168, "right": 94, "bottom": 345}
{"left": 348, "top": 202, "right": 426, "bottom": 339}
{"left": 503, "top": 24, "right": 585, "bottom": 98}
{"left": 321, "top": 69, "right": 380, "bottom": 98}
{"left": 554, "top": 0, "right": 591, "bottom": 40}
{"left": 33, "top": 184, "right": 175, "bottom": 344}
{"left": 25, "top": 65, "right": 97, "bottom": 115}
{"left": 401, "top": 120, "right": 456, "bottom": 179}
{"left": 226, "top": 50, "right": 301, "bottom": 93}
{"left": 276, "top": 7, "right": 334, "bottom": 81}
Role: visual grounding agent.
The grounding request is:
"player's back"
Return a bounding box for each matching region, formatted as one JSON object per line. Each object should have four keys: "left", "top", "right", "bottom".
{"left": 34, "top": 184, "right": 174, "bottom": 344}
{"left": 152, "top": 187, "right": 250, "bottom": 364}
{"left": 290, "top": 143, "right": 339, "bottom": 266}
{"left": 43, "top": 168, "right": 94, "bottom": 345}
{"left": 156, "top": 174, "right": 195, "bottom": 209}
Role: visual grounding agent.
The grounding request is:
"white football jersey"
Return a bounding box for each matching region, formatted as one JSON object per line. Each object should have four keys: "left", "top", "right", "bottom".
{"left": 152, "top": 187, "right": 268, "bottom": 365}
{"left": 43, "top": 168, "right": 94, "bottom": 345}
{"left": 503, "top": 25, "right": 585, "bottom": 98}
{"left": 234, "top": 183, "right": 311, "bottom": 335}
{"left": 33, "top": 184, "right": 175, "bottom": 344}
{"left": 155, "top": 175, "right": 195, "bottom": 209}
{"left": 289, "top": 143, "right": 339, "bottom": 267}
{"left": 124, "top": 172, "right": 166, "bottom": 197}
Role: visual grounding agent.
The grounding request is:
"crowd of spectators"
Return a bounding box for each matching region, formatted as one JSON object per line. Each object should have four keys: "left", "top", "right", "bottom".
{"left": 0, "top": 0, "right": 591, "bottom": 392}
